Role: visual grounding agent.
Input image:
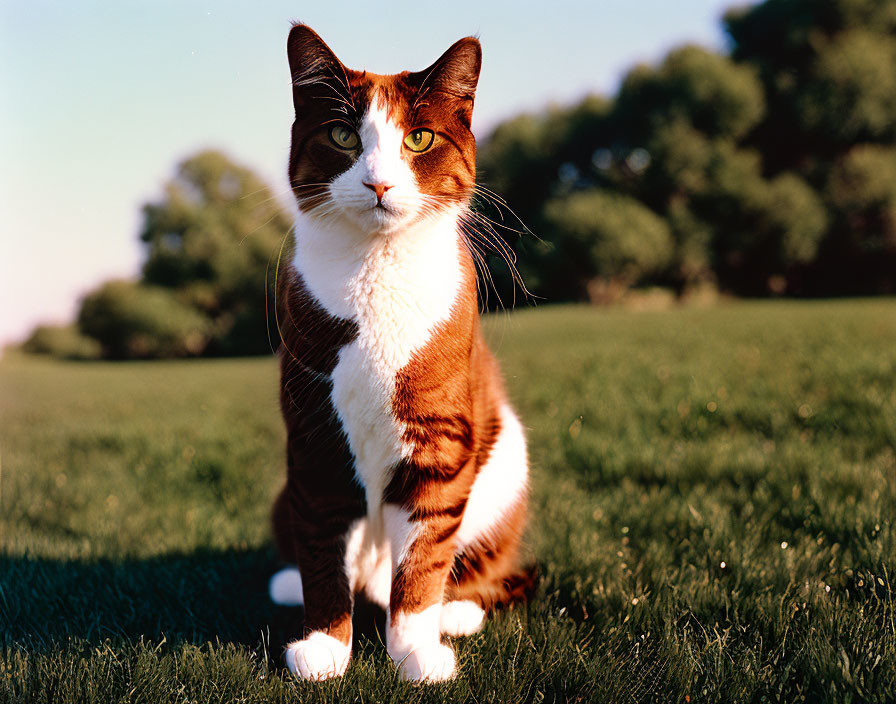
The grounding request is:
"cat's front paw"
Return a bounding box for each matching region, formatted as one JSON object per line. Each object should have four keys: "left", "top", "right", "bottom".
{"left": 285, "top": 632, "right": 351, "bottom": 680}
{"left": 396, "top": 643, "right": 456, "bottom": 682}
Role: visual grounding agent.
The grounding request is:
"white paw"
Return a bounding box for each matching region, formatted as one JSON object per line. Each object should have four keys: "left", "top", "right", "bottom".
{"left": 285, "top": 632, "right": 350, "bottom": 680}
{"left": 269, "top": 566, "right": 304, "bottom": 606}
{"left": 440, "top": 600, "right": 485, "bottom": 636}
{"left": 396, "top": 643, "right": 457, "bottom": 682}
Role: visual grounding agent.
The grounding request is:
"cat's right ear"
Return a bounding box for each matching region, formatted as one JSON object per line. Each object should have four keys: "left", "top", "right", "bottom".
{"left": 287, "top": 24, "right": 346, "bottom": 113}
{"left": 410, "top": 37, "right": 481, "bottom": 128}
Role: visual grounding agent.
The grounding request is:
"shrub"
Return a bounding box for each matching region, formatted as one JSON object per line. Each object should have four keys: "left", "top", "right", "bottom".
{"left": 542, "top": 189, "right": 674, "bottom": 301}
{"left": 77, "top": 280, "right": 212, "bottom": 359}
{"left": 21, "top": 324, "right": 101, "bottom": 360}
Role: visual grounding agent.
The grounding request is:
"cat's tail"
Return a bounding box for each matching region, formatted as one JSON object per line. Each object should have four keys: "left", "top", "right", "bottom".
{"left": 498, "top": 562, "right": 539, "bottom": 607}
{"left": 269, "top": 565, "right": 304, "bottom": 606}
{"left": 447, "top": 552, "right": 539, "bottom": 612}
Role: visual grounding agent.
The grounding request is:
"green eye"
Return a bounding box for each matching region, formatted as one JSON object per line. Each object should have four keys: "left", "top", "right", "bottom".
{"left": 328, "top": 125, "right": 360, "bottom": 150}
{"left": 403, "top": 128, "right": 435, "bottom": 153}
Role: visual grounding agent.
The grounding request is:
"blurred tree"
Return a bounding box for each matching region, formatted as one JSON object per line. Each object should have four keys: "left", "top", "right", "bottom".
{"left": 22, "top": 324, "right": 101, "bottom": 360}
{"left": 612, "top": 45, "right": 765, "bottom": 144}
{"left": 801, "top": 30, "right": 896, "bottom": 145}
{"left": 607, "top": 47, "right": 827, "bottom": 295}
{"left": 78, "top": 280, "right": 212, "bottom": 359}
{"left": 139, "top": 150, "right": 292, "bottom": 355}
{"left": 725, "top": 0, "right": 896, "bottom": 293}
{"left": 477, "top": 45, "right": 774, "bottom": 300}
{"left": 56, "top": 150, "right": 293, "bottom": 359}
{"left": 819, "top": 144, "right": 896, "bottom": 292}
{"left": 476, "top": 0, "right": 896, "bottom": 301}
{"left": 698, "top": 157, "right": 828, "bottom": 294}
{"left": 726, "top": 0, "right": 896, "bottom": 166}
{"left": 476, "top": 113, "right": 558, "bottom": 227}
{"left": 476, "top": 98, "right": 612, "bottom": 224}
{"left": 542, "top": 189, "right": 674, "bottom": 301}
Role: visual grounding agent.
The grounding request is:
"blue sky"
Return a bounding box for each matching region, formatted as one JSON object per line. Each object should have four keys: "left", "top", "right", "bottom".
{"left": 0, "top": 0, "right": 736, "bottom": 344}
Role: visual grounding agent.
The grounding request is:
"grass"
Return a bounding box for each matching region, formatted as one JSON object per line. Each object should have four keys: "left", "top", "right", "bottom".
{"left": 1, "top": 299, "right": 895, "bottom": 703}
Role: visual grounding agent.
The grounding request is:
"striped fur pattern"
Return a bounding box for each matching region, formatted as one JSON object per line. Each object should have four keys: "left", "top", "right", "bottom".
{"left": 271, "top": 24, "right": 535, "bottom": 682}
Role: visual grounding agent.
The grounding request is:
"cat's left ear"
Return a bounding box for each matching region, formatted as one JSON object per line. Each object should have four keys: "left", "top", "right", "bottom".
{"left": 411, "top": 37, "right": 481, "bottom": 126}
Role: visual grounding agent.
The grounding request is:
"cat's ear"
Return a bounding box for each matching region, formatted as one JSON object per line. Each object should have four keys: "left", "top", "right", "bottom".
{"left": 287, "top": 24, "right": 347, "bottom": 113}
{"left": 412, "top": 37, "right": 481, "bottom": 125}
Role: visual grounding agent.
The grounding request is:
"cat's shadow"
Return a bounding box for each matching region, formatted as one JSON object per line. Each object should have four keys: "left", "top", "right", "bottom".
{"left": 0, "top": 548, "right": 385, "bottom": 662}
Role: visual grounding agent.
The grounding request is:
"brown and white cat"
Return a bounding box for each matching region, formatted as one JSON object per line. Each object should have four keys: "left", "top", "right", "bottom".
{"left": 269, "top": 24, "right": 535, "bottom": 682}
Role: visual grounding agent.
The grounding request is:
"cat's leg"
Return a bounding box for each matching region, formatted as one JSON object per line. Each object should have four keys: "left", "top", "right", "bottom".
{"left": 283, "top": 536, "right": 354, "bottom": 680}
{"left": 383, "top": 502, "right": 465, "bottom": 682}
{"left": 272, "top": 519, "right": 384, "bottom": 609}
{"left": 272, "top": 486, "right": 363, "bottom": 680}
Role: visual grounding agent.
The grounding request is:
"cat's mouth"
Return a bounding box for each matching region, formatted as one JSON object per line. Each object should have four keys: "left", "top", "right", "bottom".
{"left": 370, "top": 201, "right": 400, "bottom": 218}
{"left": 364, "top": 201, "right": 412, "bottom": 233}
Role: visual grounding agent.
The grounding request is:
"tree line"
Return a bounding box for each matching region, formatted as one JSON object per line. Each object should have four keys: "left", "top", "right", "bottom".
{"left": 477, "top": 0, "right": 896, "bottom": 304}
{"left": 25, "top": 151, "right": 290, "bottom": 359}
{"left": 23, "top": 0, "right": 896, "bottom": 359}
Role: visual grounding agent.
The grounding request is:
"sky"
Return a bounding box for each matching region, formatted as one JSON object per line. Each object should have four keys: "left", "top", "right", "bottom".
{"left": 0, "top": 0, "right": 737, "bottom": 345}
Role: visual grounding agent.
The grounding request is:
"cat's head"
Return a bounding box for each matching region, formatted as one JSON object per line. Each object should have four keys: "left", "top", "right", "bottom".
{"left": 287, "top": 24, "right": 480, "bottom": 234}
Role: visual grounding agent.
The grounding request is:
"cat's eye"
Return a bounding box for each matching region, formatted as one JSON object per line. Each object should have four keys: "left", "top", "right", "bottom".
{"left": 328, "top": 125, "right": 360, "bottom": 151}
{"left": 403, "top": 128, "right": 435, "bottom": 153}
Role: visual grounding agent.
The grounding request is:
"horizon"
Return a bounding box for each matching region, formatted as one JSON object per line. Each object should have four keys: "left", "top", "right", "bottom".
{"left": 0, "top": 0, "right": 735, "bottom": 346}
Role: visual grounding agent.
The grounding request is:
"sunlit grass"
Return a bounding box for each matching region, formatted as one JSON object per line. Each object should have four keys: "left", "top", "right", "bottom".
{"left": 2, "top": 300, "right": 894, "bottom": 702}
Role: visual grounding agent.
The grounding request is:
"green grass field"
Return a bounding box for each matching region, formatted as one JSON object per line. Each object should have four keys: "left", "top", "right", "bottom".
{"left": 2, "top": 301, "right": 895, "bottom": 703}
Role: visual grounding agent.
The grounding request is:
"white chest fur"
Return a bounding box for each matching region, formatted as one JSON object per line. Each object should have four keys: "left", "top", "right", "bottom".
{"left": 292, "top": 209, "right": 463, "bottom": 515}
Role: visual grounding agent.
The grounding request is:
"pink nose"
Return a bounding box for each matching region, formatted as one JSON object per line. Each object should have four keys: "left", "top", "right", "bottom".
{"left": 363, "top": 182, "right": 394, "bottom": 203}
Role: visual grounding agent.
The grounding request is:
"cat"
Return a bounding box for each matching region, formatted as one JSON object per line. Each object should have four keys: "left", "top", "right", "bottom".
{"left": 268, "top": 24, "right": 535, "bottom": 683}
